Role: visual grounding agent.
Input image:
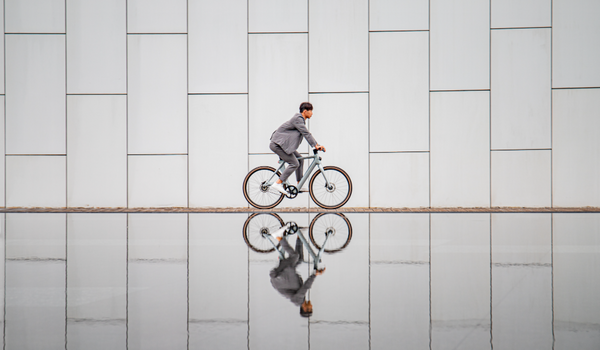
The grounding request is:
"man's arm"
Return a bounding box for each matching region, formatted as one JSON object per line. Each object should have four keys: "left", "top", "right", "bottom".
{"left": 292, "top": 116, "right": 318, "bottom": 148}
{"left": 290, "top": 274, "right": 317, "bottom": 305}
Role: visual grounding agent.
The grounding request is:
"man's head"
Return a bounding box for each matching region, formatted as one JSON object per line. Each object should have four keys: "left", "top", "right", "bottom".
{"left": 299, "top": 102, "right": 313, "bottom": 113}
{"left": 299, "top": 102, "right": 313, "bottom": 119}
{"left": 300, "top": 300, "right": 313, "bottom": 318}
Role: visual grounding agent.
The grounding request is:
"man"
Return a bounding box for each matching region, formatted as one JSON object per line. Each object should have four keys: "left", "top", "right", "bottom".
{"left": 269, "top": 102, "right": 326, "bottom": 195}
{"left": 269, "top": 230, "right": 324, "bottom": 318}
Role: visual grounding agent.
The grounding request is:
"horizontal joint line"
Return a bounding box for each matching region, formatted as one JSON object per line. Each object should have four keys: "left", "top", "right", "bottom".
{"left": 5, "top": 32, "right": 65, "bottom": 35}
{"left": 67, "top": 93, "right": 127, "bottom": 96}
{"left": 370, "top": 151, "right": 429, "bottom": 154}
{"left": 128, "top": 154, "right": 188, "bottom": 156}
{"left": 370, "top": 30, "right": 429, "bottom": 33}
{"left": 552, "top": 87, "right": 600, "bottom": 90}
{"left": 127, "top": 33, "right": 187, "bottom": 35}
{"left": 491, "top": 26, "right": 552, "bottom": 30}
{"left": 309, "top": 91, "right": 369, "bottom": 94}
{"left": 6, "top": 154, "right": 65, "bottom": 156}
{"left": 249, "top": 32, "right": 308, "bottom": 35}
{"left": 188, "top": 93, "right": 248, "bottom": 96}
{"left": 491, "top": 149, "right": 552, "bottom": 152}
{"left": 430, "top": 89, "right": 490, "bottom": 92}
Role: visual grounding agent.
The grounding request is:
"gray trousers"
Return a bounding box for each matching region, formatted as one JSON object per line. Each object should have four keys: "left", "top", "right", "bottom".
{"left": 269, "top": 142, "right": 304, "bottom": 183}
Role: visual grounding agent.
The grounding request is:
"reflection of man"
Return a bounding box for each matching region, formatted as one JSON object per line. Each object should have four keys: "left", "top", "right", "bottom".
{"left": 269, "top": 236, "right": 323, "bottom": 317}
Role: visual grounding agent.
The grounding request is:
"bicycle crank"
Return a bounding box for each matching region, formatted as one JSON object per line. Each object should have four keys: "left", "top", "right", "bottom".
{"left": 285, "top": 184, "right": 299, "bottom": 199}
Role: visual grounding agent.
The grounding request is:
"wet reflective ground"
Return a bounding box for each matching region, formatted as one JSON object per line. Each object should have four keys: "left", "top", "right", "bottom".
{"left": 1, "top": 213, "right": 599, "bottom": 349}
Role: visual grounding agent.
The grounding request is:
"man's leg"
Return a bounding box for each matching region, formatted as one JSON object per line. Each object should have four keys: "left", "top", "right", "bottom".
{"left": 294, "top": 236, "right": 304, "bottom": 266}
{"left": 269, "top": 142, "right": 299, "bottom": 183}
{"left": 293, "top": 151, "right": 304, "bottom": 183}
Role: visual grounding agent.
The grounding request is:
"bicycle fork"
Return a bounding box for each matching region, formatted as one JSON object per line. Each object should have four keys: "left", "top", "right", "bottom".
{"left": 317, "top": 164, "right": 333, "bottom": 191}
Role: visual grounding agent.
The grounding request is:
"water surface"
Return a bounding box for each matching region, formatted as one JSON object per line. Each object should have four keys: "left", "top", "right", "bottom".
{"left": 2, "top": 212, "right": 599, "bottom": 349}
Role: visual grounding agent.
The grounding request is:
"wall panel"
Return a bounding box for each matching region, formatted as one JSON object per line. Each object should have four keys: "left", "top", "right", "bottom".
{"left": 430, "top": 92, "right": 490, "bottom": 207}
{"left": 553, "top": 89, "right": 600, "bottom": 207}
{"left": 491, "top": 150, "right": 551, "bottom": 207}
{"left": 491, "top": 0, "right": 551, "bottom": 28}
{"left": 6, "top": 213, "right": 66, "bottom": 260}
{"left": 66, "top": 213, "right": 127, "bottom": 348}
{"left": 309, "top": 213, "right": 369, "bottom": 325}
{"left": 431, "top": 213, "right": 491, "bottom": 349}
{"left": 5, "top": 0, "right": 65, "bottom": 33}
{"left": 6, "top": 156, "right": 66, "bottom": 207}
{"left": 127, "top": 0, "right": 187, "bottom": 33}
{"left": 430, "top": 0, "right": 489, "bottom": 90}
{"left": 128, "top": 34, "right": 187, "bottom": 154}
{"left": 553, "top": 0, "right": 600, "bottom": 88}
{"left": 491, "top": 29, "right": 551, "bottom": 150}
{"left": 491, "top": 213, "right": 552, "bottom": 265}
{"left": 128, "top": 155, "right": 188, "bottom": 208}
{"left": 370, "top": 31, "right": 429, "bottom": 152}
{"left": 189, "top": 0, "right": 247, "bottom": 93}
{"left": 189, "top": 214, "right": 248, "bottom": 348}
{"left": 370, "top": 153, "right": 429, "bottom": 208}
{"left": 67, "top": 0, "right": 126, "bottom": 93}
{"left": 6, "top": 35, "right": 65, "bottom": 154}
{"left": 370, "top": 0, "right": 428, "bottom": 31}
{"left": 67, "top": 95, "right": 127, "bottom": 207}
{"left": 128, "top": 214, "right": 188, "bottom": 350}
{"left": 309, "top": 93, "right": 369, "bottom": 208}
{"left": 554, "top": 214, "right": 600, "bottom": 348}
{"left": 309, "top": 0, "right": 368, "bottom": 92}
{"left": 189, "top": 95, "right": 248, "bottom": 207}
{"left": 248, "top": 34, "right": 308, "bottom": 154}
{"left": 249, "top": 0, "right": 307, "bottom": 33}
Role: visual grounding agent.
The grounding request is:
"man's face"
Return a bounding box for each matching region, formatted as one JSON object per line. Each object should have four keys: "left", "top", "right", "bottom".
{"left": 302, "top": 301, "right": 313, "bottom": 313}
{"left": 302, "top": 109, "right": 313, "bottom": 119}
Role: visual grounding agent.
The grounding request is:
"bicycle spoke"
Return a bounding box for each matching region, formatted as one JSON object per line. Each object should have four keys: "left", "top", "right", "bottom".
{"left": 309, "top": 213, "right": 352, "bottom": 252}
{"left": 309, "top": 167, "right": 351, "bottom": 208}
{"left": 244, "top": 167, "right": 284, "bottom": 209}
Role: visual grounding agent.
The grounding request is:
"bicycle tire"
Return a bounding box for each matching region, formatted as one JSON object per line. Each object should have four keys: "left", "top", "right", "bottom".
{"left": 309, "top": 213, "right": 352, "bottom": 253}
{"left": 309, "top": 166, "right": 352, "bottom": 209}
{"left": 243, "top": 213, "right": 284, "bottom": 253}
{"left": 243, "top": 166, "right": 285, "bottom": 209}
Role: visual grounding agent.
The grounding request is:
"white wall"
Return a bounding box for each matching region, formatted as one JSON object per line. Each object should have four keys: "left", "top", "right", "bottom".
{"left": 2, "top": 0, "right": 599, "bottom": 208}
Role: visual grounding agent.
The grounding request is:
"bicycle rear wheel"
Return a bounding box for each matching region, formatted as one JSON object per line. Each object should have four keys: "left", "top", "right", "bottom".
{"left": 309, "top": 166, "right": 352, "bottom": 209}
{"left": 309, "top": 213, "right": 352, "bottom": 253}
{"left": 243, "top": 213, "right": 284, "bottom": 253}
{"left": 243, "top": 166, "right": 285, "bottom": 209}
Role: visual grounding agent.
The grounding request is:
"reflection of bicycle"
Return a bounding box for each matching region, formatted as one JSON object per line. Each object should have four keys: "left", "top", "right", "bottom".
{"left": 243, "top": 213, "right": 352, "bottom": 269}
{"left": 242, "top": 149, "right": 352, "bottom": 209}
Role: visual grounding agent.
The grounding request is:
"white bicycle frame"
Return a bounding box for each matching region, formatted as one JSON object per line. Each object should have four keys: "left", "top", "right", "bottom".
{"left": 265, "top": 149, "right": 331, "bottom": 192}
{"left": 262, "top": 223, "right": 330, "bottom": 270}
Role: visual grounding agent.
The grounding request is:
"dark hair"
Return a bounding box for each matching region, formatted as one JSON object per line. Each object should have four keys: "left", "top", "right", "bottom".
{"left": 299, "top": 102, "right": 313, "bottom": 113}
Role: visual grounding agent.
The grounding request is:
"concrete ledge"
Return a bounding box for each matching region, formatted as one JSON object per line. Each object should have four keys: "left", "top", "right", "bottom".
{"left": 1, "top": 207, "right": 599, "bottom": 213}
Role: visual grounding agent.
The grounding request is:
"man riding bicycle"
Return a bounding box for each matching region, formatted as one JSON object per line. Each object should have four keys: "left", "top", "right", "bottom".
{"left": 269, "top": 102, "right": 326, "bottom": 195}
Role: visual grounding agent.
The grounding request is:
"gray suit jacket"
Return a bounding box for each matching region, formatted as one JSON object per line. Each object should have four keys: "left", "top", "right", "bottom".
{"left": 270, "top": 114, "right": 318, "bottom": 154}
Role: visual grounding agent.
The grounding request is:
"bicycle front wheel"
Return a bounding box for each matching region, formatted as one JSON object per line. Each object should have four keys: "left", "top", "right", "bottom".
{"left": 243, "top": 213, "right": 284, "bottom": 253}
{"left": 309, "top": 213, "right": 352, "bottom": 253}
{"left": 243, "top": 166, "right": 285, "bottom": 209}
{"left": 309, "top": 166, "right": 352, "bottom": 209}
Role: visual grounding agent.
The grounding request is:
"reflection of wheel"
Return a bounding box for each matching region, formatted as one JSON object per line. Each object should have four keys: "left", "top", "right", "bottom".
{"left": 309, "top": 213, "right": 352, "bottom": 253}
{"left": 243, "top": 213, "right": 284, "bottom": 253}
{"left": 309, "top": 166, "right": 352, "bottom": 209}
{"left": 243, "top": 166, "right": 285, "bottom": 209}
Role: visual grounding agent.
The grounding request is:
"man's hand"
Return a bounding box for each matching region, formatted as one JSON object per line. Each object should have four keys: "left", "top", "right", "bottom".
{"left": 315, "top": 144, "right": 326, "bottom": 152}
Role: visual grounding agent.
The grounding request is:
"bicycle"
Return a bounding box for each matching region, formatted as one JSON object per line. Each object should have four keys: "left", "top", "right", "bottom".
{"left": 242, "top": 149, "right": 352, "bottom": 209}
{"left": 242, "top": 213, "right": 353, "bottom": 270}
